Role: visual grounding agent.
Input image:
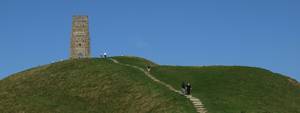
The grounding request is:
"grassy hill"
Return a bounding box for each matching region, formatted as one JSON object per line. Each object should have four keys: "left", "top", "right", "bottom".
{"left": 0, "top": 58, "right": 196, "bottom": 113}
{"left": 113, "top": 56, "right": 300, "bottom": 113}
{"left": 1, "top": 56, "right": 300, "bottom": 113}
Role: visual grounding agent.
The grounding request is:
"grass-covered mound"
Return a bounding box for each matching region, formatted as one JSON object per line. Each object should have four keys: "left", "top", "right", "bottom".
{"left": 0, "top": 58, "right": 196, "bottom": 113}
{"left": 115, "top": 56, "right": 300, "bottom": 113}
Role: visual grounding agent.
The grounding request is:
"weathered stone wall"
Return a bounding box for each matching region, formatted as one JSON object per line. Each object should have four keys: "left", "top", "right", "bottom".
{"left": 70, "top": 16, "right": 90, "bottom": 59}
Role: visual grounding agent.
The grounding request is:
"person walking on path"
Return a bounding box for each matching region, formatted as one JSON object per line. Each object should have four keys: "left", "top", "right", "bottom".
{"left": 181, "top": 81, "right": 187, "bottom": 95}
{"left": 146, "top": 65, "right": 151, "bottom": 72}
{"left": 186, "top": 82, "right": 192, "bottom": 95}
{"left": 104, "top": 52, "right": 108, "bottom": 58}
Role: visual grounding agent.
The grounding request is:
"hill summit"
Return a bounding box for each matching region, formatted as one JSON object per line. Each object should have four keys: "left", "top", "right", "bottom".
{"left": 1, "top": 56, "right": 300, "bottom": 113}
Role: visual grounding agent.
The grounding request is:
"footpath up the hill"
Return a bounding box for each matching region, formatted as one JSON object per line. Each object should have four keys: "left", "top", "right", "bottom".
{"left": 113, "top": 56, "right": 300, "bottom": 113}
{"left": 110, "top": 58, "right": 207, "bottom": 113}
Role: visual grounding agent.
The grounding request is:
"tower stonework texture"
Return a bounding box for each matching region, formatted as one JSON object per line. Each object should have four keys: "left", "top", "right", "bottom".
{"left": 70, "top": 16, "right": 91, "bottom": 59}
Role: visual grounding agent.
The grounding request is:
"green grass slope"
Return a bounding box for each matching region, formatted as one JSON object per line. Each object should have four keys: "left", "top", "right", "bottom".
{"left": 0, "top": 58, "right": 196, "bottom": 113}
{"left": 115, "top": 56, "right": 300, "bottom": 113}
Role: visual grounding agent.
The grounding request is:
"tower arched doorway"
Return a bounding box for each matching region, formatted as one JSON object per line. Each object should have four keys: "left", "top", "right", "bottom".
{"left": 78, "top": 53, "right": 84, "bottom": 58}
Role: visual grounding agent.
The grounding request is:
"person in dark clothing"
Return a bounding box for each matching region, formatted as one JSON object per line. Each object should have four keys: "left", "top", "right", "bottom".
{"left": 181, "top": 82, "right": 186, "bottom": 95}
{"left": 186, "top": 82, "right": 192, "bottom": 95}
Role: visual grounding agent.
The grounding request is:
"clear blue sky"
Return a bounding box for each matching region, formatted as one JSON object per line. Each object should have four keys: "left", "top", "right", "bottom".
{"left": 0, "top": 0, "right": 299, "bottom": 81}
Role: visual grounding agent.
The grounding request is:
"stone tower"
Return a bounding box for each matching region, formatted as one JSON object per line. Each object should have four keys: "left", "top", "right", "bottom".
{"left": 70, "top": 16, "right": 91, "bottom": 59}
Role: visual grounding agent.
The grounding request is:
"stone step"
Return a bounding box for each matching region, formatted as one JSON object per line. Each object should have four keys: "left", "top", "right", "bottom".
{"left": 192, "top": 101, "right": 202, "bottom": 103}
{"left": 192, "top": 100, "right": 200, "bottom": 103}
{"left": 194, "top": 103, "right": 203, "bottom": 106}
{"left": 197, "top": 109, "right": 206, "bottom": 113}
{"left": 197, "top": 111, "right": 206, "bottom": 113}
{"left": 194, "top": 105, "right": 203, "bottom": 107}
{"left": 196, "top": 107, "right": 205, "bottom": 110}
{"left": 197, "top": 110, "right": 206, "bottom": 112}
{"left": 196, "top": 108, "right": 204, "bottom": 110}
{"left": 191, "top": 98, "right": 199, "bottom": 100}
{"left": 192, "top": 101, "right": 201, "bottom": 103}
{"left": 196, "top": 107, "right": 204, "bottom": 110}
{"left": 186, "top": 95, "right": 192, "bottom": 97}
{"left": 195, "top": 105, "right": 204, "bottom": 107}
{"left": 197, "top": 110, "right": 207, "bottom": 113}
{"left": 195, "top": 104, "right": 203, "bottom": 107}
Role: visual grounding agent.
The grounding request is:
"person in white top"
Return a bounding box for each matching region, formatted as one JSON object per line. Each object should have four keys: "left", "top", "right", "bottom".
{"left": 104, "top": 52, "right": 107, "bottom": 58}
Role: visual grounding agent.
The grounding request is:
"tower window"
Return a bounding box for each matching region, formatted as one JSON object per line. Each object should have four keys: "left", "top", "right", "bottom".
{"left": 79, "top": 43, "right": 82, "bottom": 47}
